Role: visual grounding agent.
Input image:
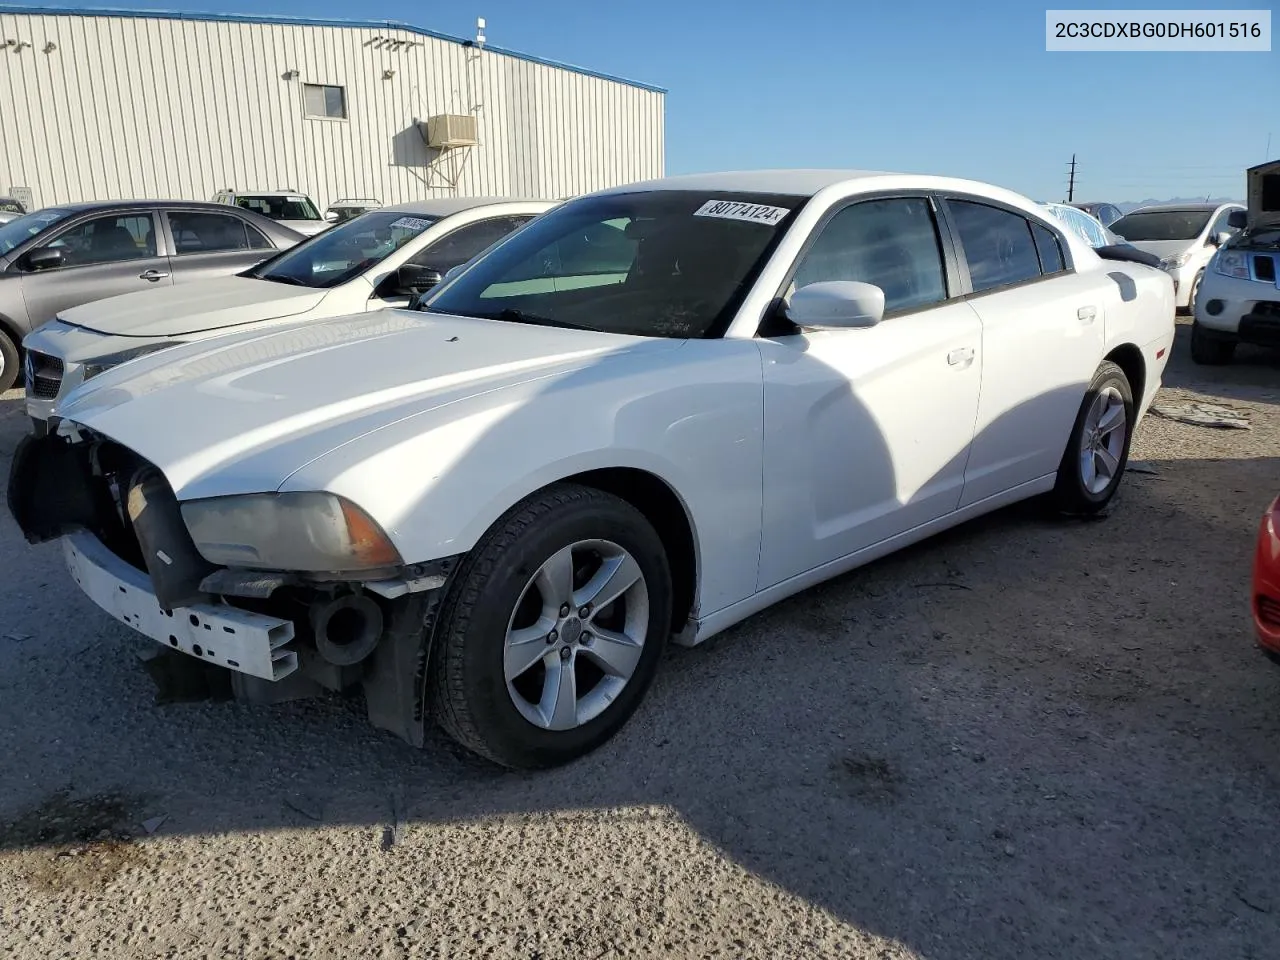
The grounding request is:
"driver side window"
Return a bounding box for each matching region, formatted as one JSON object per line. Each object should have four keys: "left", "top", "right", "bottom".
{"left": 1209, "top": 208, "right": 1236, "bottom": 237}
{"left": 45, "top": 213, "right": 157, "bottom": 268}
{"left": 791, "top": 197, "right": 948, "bottom": 314}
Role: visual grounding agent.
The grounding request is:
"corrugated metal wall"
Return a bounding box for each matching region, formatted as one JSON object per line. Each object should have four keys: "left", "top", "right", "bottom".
{"left": 0, "top": 10, "right": 665, "bottom": 211}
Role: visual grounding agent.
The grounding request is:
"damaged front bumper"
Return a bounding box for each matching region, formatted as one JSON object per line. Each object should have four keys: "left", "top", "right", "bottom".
{"left": 64, "top": 529, "right": 299, "bottom": 681}
{"left": 7, "top": 429, "right": 464, "bottom": 747}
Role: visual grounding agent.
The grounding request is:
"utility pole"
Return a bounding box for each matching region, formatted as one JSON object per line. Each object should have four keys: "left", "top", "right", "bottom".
{"left": 1066, "top": 154, "right": 1077, "bottom": 202}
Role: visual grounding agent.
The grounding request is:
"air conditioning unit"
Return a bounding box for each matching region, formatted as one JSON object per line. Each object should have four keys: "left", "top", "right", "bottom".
{"left": 422, "top": 114, "right": 478, "bottom": 148}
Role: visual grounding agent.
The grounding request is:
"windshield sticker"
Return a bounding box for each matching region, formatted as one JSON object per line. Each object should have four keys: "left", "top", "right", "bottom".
{"left": 389, "top": 216, "right": 432, "bottom": 231}
{"left": 286, "top": 195, "right": 305, "bottom": 202}
{"left": 693, "top": 200, "right": 790, "bottom": 226}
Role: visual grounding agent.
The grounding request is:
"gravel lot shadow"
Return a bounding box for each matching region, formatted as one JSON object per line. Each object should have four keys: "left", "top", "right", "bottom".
{"left": 3, "top": 349, "right": 1280, "bottom": 959}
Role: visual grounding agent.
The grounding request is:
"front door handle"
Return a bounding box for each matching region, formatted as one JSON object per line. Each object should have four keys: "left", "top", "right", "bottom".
{"left": 139, "top": 269, "right": 169, "bottom": 282}
{"left": 1078, "top": 305, "right": 1097, "bottom": 324}
{"left": 947, "top": 347, "right": 975, "bottom": 366}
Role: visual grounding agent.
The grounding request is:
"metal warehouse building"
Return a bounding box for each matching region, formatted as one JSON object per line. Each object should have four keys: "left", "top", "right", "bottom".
{"left": 0, "top": 6, "right": 666, "bottom": 212}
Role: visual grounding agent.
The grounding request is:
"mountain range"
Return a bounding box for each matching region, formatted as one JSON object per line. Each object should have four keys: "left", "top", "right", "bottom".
{"left": 1112, "top": 196, "right": 1242, "bottom": 214}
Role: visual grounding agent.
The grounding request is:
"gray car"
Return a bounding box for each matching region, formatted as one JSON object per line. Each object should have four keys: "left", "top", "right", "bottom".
{"left": 0, "top": 200, "right": 302, "bottom": 390}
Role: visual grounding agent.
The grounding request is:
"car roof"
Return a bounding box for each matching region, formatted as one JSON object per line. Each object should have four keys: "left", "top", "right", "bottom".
{"left": 47, "top": 199, "right": 278, "bottom": 213}
{"left": 588, "top": 170, "right": 1070, "bottom": 215}
{"left": 1125, "top": 202, "right": 1239, "bottom": 213}
{"left": 381, "top": 197, "right": 552, "bottom": 216}
{"left": 593, "top": 169, "right": 897, "bottom": 198}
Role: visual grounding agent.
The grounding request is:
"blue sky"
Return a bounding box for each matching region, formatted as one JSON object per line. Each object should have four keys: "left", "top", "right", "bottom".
{"left": 20, "top": 0, "right": 1278, "bottom": 202}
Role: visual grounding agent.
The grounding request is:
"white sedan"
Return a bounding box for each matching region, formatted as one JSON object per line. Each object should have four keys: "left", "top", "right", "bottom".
{"left": 8, "top": 170, "right": 1175, "bottom": 768}
{"left": 22, "top": 197, "right": 555, "bottom": 425}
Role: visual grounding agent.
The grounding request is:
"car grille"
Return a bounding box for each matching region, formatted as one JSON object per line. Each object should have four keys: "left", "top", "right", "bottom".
{"left": 1254, "top": 255, "right": 1277, "bottom": 283}
{"left": 1251, "top": 301, "right": 1280, "bottom": 320}
{"left": 1258, "top": 596, "right": 1280, "bottom": 630}
{"left": 25, "top": 351, "right": 64, "bottom": 400}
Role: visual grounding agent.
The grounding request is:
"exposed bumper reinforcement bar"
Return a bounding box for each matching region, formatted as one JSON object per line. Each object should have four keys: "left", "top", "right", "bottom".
{"left": 65, "top": 530, "right": 298, "bottom": 681}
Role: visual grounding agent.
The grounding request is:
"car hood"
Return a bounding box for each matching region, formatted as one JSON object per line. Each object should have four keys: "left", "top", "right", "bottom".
{"left": 1120, "top": 239, "right": 1196, "bottom": 259}
{"left": 58, "top": 277, "right": 328, "bottom": 337}
{"left": 282, "top": 220, "right": 330, "bottom": 236}
{"left": 56, "top": 310, "right": 683, "bottom": 500}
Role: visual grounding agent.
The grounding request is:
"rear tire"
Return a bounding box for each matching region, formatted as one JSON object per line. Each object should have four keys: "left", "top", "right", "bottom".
{"left": 1052, "top": 361, "right": 1134, "bottom": 515}
{"left": 0, "top": 330, "right": 19, "bottom": 392}
{"left": 1190, "top": 320, "right": 1236, "bottom": 365}
{"left": 429, "top": 482, "right": 672, "bottom": 769}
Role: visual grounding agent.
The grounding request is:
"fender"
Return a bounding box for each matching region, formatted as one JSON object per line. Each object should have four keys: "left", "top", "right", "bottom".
{"left": 283, "top": 339, "right": 768, "bottom": 617}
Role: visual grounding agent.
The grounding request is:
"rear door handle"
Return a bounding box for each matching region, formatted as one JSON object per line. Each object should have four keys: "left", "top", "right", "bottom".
{"left": 947, "top": 347, "right": 975, "bottom": 366}
{"left": 139, "top": 269, "right": 169, "bottom": 282}
{"left": 1078, "top": 305, "right": 1097, "bottom": 324}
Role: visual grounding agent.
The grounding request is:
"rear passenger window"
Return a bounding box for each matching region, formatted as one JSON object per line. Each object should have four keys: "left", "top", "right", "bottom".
{"left": 1030, "top": 223, "right": 1065, "bottom": 274}
{"left": 949, "top": 200, "right": 1043, "bottom": 293}
{"left": 168, "top": 211, "right": 257, "bottom": 254}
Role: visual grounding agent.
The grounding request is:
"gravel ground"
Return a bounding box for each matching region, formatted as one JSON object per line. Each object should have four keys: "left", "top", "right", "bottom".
{"left": 2, "top": 318, "right": 1279, "bottom": 959}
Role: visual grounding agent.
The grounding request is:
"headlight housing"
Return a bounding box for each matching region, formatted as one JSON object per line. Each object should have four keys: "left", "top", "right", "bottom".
{"left": 181, "top": 492, "right": 402, "bottom": 574}
{"left": 1159, "top": 253, "right": 1191, "bottom": 270}
{"left": 1213, "top": 250, "right": 1251, "bottom": 280}
{"left": 81, "top": 342, "right": 174, "bottom": 382}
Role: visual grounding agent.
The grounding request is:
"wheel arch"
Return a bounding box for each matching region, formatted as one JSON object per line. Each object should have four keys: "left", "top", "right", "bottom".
{"left": 558, "top": 466, "right": 699, "bottom": 633}
{"left": 0, "top": 311, "right": 24, "bottom": 354}
{"left": 1103, "top": 342, "right": 1145, "bottom": 408}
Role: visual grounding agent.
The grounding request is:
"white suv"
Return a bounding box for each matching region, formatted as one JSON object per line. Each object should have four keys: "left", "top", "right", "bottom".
{"left": 1191, "top": 160, "right": 1280, "bottom": 365}
{"left": 1109, "top": 201, "right": 1245, "bottom": 312}
{"left": 213, "top": 189, "right": 331, "bottom": 237}
{"left": 23, "top": 197, "right": 555, "bottom": 426}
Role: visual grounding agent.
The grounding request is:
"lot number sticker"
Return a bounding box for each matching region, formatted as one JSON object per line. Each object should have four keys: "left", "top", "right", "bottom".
{"left": 389, "top": 216, "right": 432, "bottom": 231}
{"left": 693, "top": 200, "right": 790, "bottom": 226}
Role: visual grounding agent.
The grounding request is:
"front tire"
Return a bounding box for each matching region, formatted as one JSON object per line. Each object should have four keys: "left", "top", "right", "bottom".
{"left": 429, "top": 483, "right": 672, "bottom": 769}
{"left": 0, "top": 330, "right": 19, "bottom": 393}
{"left": 1190, "top": 320, "right": 1236, "bottom": 365}
{"left": 1052, "top": 361, "right": 1134, "bottom": 515}
{"left": 1181, "top": 269, "right": 1204, "bottom": 316}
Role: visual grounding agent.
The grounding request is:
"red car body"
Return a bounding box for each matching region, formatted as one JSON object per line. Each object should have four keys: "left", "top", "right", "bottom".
{"left": 1254, "top": 495, "right": 1280, "bottom": 658}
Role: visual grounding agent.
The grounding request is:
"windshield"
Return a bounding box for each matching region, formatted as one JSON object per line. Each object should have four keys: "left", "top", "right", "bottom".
{"left": 0, "top": 208, "right": 73, "bottom": 255}
{"left": 1110, "top": 209, "right": 1213, "bottom": 242}
{"left": 236, "top": 195, "right": 321, "bottom": 221}
{"left": 422, "top": 191, "right": 803, "bottom": 338}
{"left": 248, "top": 209, "right": 440, "bottom": 288}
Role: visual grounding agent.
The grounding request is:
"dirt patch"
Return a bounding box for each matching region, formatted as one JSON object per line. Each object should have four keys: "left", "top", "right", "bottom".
{"left": 834, "top": 752, "right": 904, "bottom": 803}
{"left": 0, "top": 789, "right": 150, "bottom": 894}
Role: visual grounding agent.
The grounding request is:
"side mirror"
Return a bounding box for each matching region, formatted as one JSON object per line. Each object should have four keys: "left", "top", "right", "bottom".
{"left": 323, "top": 210, "right": 340, "bottom": 222}
{"left": 383, "top": 263, "right": 442, "bottom": 298}
{"left": 786, "top": 280, "right": 885, "bottom": 330}
{"left": 23, "top": 246, "right": 65, "bottom": 271}
{"left": 442, "top": 264, "right": 464, "bottom": 283}
{"left": 1227, "top": 209, "right": 1247, "bottom": 230}
{"left": 1209, "top": 231, "right": 1232, "bottom": 247}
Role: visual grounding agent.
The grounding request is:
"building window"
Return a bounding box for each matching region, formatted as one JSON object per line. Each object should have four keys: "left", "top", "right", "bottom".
{"left": 303, "top": 83, "right": 347, "bottom": 120}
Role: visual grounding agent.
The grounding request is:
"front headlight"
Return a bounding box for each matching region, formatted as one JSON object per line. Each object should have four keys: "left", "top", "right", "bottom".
{"left": 1213, "top": 250, "right": 1251, "bottom": 280}
{"left": 1159, "top": 253, "right": 1192, "bottom": 270}
{"left": 81, "top": 342, "right": 174, "bottom": 382}
{"left": 181, "top": 492, "right": 403, "bottom": 573}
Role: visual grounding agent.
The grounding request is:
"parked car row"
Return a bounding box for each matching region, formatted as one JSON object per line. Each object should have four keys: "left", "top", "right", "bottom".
{"left": 7, "top": 168, "right": 1177, "bottom": 769}
{"left": 21, "top": 197, "right": 554, "bottom": 424}
{"left": 0, "top": 200, "right": 303, "bottom": 391}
